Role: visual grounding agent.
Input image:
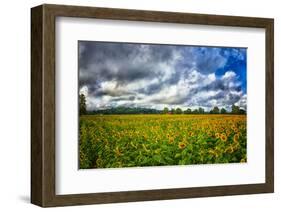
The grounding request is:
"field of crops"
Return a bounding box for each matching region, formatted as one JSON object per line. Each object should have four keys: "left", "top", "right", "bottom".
{"left": 79, "top": 114, "right": 246, "bottom": 169}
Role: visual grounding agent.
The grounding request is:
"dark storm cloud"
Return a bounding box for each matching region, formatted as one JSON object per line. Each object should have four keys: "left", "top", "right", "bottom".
{"left": 151, "top": 95, "right": 188, "bottom": 105}
{"left": 195, "top": 49, "right": 227, "bottom": 74}
{"left": 79, "top": 42, "right": 178, "bottom": 94}
{"left": 189, "top": 77, "right": 241, "bottom": 96}
{"left": 196, "top": 90, "right": 240, "bottom": 106}
{"left": 94, "top": 89, "right": 134, "bottom": 97}
{"left": 112, "top": 96, "right": 136, "bottom": 101}
{"left": 138, "top": 82, "right": 165, "bottom": 95}
{"left": 179, "top": 47, "right": 227, "bottom": 74}
{"left": 79, "top": 41, "right": 247, "bottom": 111}
{"left": 189, "top": 80, "right": 226, "bottom": 95}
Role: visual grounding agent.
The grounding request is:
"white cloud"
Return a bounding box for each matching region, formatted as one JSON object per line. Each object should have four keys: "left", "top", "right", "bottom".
{"left": 222, "top": 71, "right": 236, "bottom": 80}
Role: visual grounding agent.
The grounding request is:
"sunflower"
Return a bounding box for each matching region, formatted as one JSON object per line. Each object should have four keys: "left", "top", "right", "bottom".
{"left": 178, "top": 142, "right": 186, "bottom": 149}
{"left": 117, "top": 162, "right": 123, "bottom": 167}
{"left": 215, "top": 132, "right": 220, "bottom": 139}
{"left": 168, "top": 137, "right": 174, "bottom": 144}
{"left": 96, "top": 158, "right": 103, "bottom": 167}
{"left": 154, "top": 149, "right": 161, "bottom": 154}
{"left": 233, "top": 141, "right": 240, "bottom": 149}
{"left": 209, "top": 149, "right": 219, "bottom": 158}
{"left": 115, "top": 147, "right": 122, "bottom": 156}
{"left": 224, "top": 146, "right": 233, "bottom": 153}
{"left": 226, "top": 129, "right": 231, "bottom": 136}
{"left": 233, "top": 133, "right": 240, "bottom": 143}
{"left": 220, "top": 133, "right": 227, "bottom": 142}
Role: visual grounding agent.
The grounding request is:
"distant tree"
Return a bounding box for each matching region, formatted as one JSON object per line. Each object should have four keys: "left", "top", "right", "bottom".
{"left": 239, "top": 109, "right": 246, "bottom": 114}
{"left": 175, "top": 108, "right": 183, "bottom": 114}
{"left": 192, "top": 109, "right": 199, "bottom": 114}
{"left": 184, "top": 108, "right": 192, "bottom": 114}
{"left": 171, "top": 108, "right": 176, "bottom": 114}
{"left": 210, "top": 106, "right": 220, "bottom": 114}
{"left": 163, "top": 107, "right": 169, "bottom": 114}
{"left": 231, "top": 104, "right": 240, "bottom": 114}
{"left": 79, "top": 94, "right": 87, "bottom": 115}
{"left": 90, "top": 107, "right": 162, "bottom": 115}
{"left": 198, "top": 107, "right": 204, "bottom": 114}
{"left": 220, "top": 108, "right": 227, "bottom": 114}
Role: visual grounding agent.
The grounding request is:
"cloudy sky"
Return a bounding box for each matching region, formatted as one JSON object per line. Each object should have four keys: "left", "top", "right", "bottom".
{"left": 79, "top": 41, "right": 247, "bottom": 112}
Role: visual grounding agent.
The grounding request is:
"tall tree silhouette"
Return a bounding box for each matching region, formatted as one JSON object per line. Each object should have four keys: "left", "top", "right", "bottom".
{"left": 79, "top": 94, "right": 87, "bottom": 115}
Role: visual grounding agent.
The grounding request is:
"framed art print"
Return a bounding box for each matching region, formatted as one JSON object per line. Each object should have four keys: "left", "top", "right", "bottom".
{"left": 31, "top": 4, "right": 274, "bottom": 207}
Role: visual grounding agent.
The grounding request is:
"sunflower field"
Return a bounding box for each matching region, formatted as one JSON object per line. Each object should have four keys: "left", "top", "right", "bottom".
{"left": 79, "top": 114, "right": 246, "bottom": 169}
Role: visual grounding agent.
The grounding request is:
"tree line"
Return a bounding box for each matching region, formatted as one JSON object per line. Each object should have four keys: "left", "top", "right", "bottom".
{"left": 79, "top": 94, "right": 246, "bottom": 115}
{"left": 162, "top": 105, "right": 246, "bottom": 115}
{"left": 89, "top": 107, "right": 162, "bottom": 115}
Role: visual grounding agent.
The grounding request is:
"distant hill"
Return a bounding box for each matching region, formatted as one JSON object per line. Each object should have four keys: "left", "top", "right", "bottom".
{"left": 88, "top": 107, "right": 162, "bottom": 115}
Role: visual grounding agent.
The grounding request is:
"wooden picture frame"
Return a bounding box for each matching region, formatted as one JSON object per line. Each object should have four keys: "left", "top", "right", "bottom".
{"left": 31, "top": 4, "right": 274, "bottom": 207}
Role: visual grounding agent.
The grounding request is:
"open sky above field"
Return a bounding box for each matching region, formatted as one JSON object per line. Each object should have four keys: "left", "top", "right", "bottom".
{"left": 79, "top": 41, "right": 247, "bottom": 112}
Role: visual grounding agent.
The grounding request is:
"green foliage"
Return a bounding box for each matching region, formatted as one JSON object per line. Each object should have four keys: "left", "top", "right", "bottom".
{"left": 163, "top": 107, "right": 169, "bottom": 114}
{"left": 231, "top": 104, "right": 240, "bottom": 114}
{"left": 79, "top": 94, "right": 87, "bottom": 115}
{"left": 239, "top": 109, "right": 246, "bottom": 114}
{"left": 192, "top": 109, "right": 199, "bottom": 114}
{"left": 175, "top": 108, "right": 183, "bottom": 114}
{"left": 198, "top": 107, "right": 204, "bottom": 114}
{"left": 221, "top": 108, "right": 227, "bottom": 114}
{"left": 90, "top": 107, "right": 162, "bottom": 115}
{"left": 79, "top": 114, "right": 247, "bottom": 169}
{"left": 210, "top": 106, "right": 220, "bottom": 114}
{"left": 184, "top": 108, "right": 192, "bottom": 114}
